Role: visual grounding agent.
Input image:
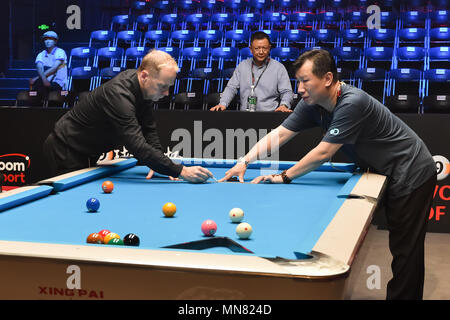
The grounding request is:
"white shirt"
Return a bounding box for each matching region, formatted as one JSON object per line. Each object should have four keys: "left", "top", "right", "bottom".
{"left": 35, "top": 47, "right": 68, "bottom": 89}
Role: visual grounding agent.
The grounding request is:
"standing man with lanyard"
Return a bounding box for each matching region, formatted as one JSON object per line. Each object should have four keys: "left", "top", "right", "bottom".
{"left": 210, "top": 31, "right": 294, "bottom": 112}
{"left": 220, "top": 49, "right": 437, "bottom": 300}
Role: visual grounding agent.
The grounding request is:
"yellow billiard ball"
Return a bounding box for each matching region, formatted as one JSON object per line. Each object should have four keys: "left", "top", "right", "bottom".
{"left": 103, "top": 232, "right": 120, "bottom": 244}
{"left": 162, "top": 202, "right": 177, "bottom": 217}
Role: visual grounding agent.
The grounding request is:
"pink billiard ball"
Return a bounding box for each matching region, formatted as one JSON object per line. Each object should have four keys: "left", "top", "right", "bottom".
{"left": 201, "top": 220, "right": 217, "bottom": 237}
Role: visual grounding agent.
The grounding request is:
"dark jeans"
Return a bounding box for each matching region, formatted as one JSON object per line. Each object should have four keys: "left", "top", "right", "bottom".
{"left": 43, "top": 132, "right": 98, "bottom": 178}
{"left": 32, "top": 78, "right": 62, "bottom": 98}
{"left": 385, "top": 173, "right": 437, "bottom": 300}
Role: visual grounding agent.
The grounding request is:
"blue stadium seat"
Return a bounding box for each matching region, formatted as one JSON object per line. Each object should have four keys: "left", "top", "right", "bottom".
{"left": 367, "top": 29, "right": 396, "bottom": 44}
{"left": 68, "top": 66, "right": 99, "bottom": 91}
{"left": 123, "top": 47, "right": 148, "bottom": 68}
{"left": 386, "top": 68, "right": 422, "bottom": 113}
{"left": 271, "top": 47, "right": 300, "bottom": 61}
{"left": 311, "top": 29, "right": 337, "bottom": 44}
{"left": 430, "top": 27, "right": 450, "bottom": 42}
{"left": 95, "top": 47, "right": 124, "bottom": 68}
{"left": 237, "top": 13, "right": 262, "bottom": 29}
{"left": 430, "top": 0, "right": 449, "bottom": 9}
{"left": 325, "top": 0, "right": 349, "bottom": 8}
{"left": 210, "top": 13, "right": 234, "bottom": 30}
{"left": 200, "top": 0, "right": 223, "bottom": 10}
{"left": 224, "top": 0, "right": 245, "bottom": 10}
{"left": 380, "top": 11, "right": 397, "bottom": 27}
{"left": 273, "top": 0, "right": 297, "bottom": 9}
{"left": 428, "top": 46, "right": 450, "bottom": 69}
{"left": 197, "top": 30, "right": 223, "bottom": 47}
{"left": 389, "top": 68, "right": 421, "bottom": 82}
{"left": 332, "top": 47, "right": 362, "bottom": 61}
{"left": 185, "top": 13, "right": 210, "bottom": 30}
{"left": 397, "top": 46, "right": 426, "bottom": 60}
{"left": 240, "top": 47, "right": 253, "bottom": 60}
{"left": 365, "top": 47, "right": 394, "bottom": 61}
{"left": 262, "top": 12, "right": 288, "bottom": 28}
{"left": 68, "top": 47, "right": 96, "bottom": 68}
{"left": 134, "top": 14, "right": 158, "bottom": 31}
{"left": 181, "top": 47, "right": 210, "bottom": 70}
{"left": 340, "top": 29, "right": 365, "bottom": 44}
{"left": 157, "top": 47, "right": 181, "bottom": 60}
{"left": 281, "top": 29, "right": 308, "bottom": 45}
{"left": 289, "top": 12, "right": 315, "bottom": 26}
{"left": 398, "top": 28, "right": 426, "bottom": 45}
{"left": 304, "top": 0, "right": 322, "bottom": 9}
{"left": 98, "top": 67, "right": 124, "bottom": 86}
{"left": 144, "top": 30, "right": 170, "bottom": 47}
{"left": 151, "top": 0, "right": 172, "bottom": 11}
{"left": 89, "top": 30, "right": 115, "bottom": 48}
{"left": 317, "top": 12, "right": 341, "bottom": 26}
{"left": 261, "top": 30, "right": 280, "bottom": 44}
{"left": 400, "top": 11, "right": 426, "bottom": 27}
{"left": 160, "top": 13, "right": 183, "bottom": 30}
{"left": 425, "top": 68, "right": 450, "bottom": 82}
{"left": 430, "top": 10, "right": 449, "bottom": 26}
{"left": 177, "top": 0, "right": 200, "bottom": 11}
{"left": 225, "top": 29, "right": 251, "bottom": 45}
{"left": 355, "top": 67, "right": 387, "bottom": 102}
{"left": 250, "top": 0, "right": 272, "bottom": 9}
{"left": 170, "top": 30, "right": 196, "bottom": 48}
{"left": 344, "top": 12, "right": 367, "bottom": 25}
{"left": 211, "top": 47, "right": 238, "bottom": 78}
{"left": 115, "top": 30, "right": 142, "bottom": 47}
{"left": 110, "top": 15, "right": 133, "bottom": 31}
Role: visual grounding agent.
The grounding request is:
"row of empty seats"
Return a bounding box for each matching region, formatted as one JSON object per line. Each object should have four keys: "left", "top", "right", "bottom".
{"left": 109, "top": 10, "right": 449, "bottom": 33}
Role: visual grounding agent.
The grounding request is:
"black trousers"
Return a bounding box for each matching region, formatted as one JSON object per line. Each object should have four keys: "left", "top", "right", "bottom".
{"left": 33, "top": 78, "right": 62, "bottom": 98}
{"left": 385, "top": 173, "right": 437, "bottom": 300}
{"left": 43, "top": 132, "right": 98, "bottom": 178}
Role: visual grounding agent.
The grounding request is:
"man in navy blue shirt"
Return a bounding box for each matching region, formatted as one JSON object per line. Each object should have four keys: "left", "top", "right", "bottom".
{"left": 220, "top": 49, "right": 436, "bottom": 300}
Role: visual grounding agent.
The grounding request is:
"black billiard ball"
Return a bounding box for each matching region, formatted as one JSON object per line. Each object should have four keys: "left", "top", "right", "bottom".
{"left": 123, "top": 233, "right": 140, "bottom": 246}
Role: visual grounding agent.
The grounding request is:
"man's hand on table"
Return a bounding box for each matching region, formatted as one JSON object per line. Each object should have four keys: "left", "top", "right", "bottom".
{"left": 218, "top": 163, "right": 247, "bottom": 183}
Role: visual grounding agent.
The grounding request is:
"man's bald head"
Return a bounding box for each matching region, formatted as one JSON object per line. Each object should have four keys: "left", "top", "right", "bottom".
{"left": 138, "top": 49, "right": 179, "bottom": 76}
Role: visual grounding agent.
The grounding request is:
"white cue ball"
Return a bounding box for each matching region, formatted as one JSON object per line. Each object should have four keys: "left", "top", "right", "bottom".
{"left": 229, "top": 208, "right": 244, "bottom": 223}
{"left": 236, "top": 222, "right": 252, "bottom": 239}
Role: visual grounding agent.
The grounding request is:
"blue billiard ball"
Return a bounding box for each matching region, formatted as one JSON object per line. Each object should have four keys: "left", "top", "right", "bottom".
{"left": 86, "top": 198, "right": 100, "bottom": 212}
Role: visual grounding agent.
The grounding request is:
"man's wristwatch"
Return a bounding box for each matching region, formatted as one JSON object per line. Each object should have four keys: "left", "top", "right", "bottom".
{"left": 280, "top": 170, "right": 292, "bottom": 184}
{"left": 237, "top": 157, "right": 249, "bottom": 167}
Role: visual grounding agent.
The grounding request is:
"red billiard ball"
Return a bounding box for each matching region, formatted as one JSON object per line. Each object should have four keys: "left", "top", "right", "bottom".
{"left": 102, "top": 181, "right": 114, "bottom": 193}
{"left": 98, "top": 229, "right": 111, "bottom": 239}
{"left": 201, "top": 220, "right": 217, "bottom": 237}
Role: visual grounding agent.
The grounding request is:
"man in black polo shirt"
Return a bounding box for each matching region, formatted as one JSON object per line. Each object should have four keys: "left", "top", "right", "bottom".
{"left": 220, "top": 49, "right": 437, "bottom": 300}
{"left": 43, "top": 49, "right": 213, "bottom": 183}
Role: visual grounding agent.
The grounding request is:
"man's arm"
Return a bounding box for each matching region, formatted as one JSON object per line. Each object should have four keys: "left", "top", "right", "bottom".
{"left": 218, "top": 125, "right": 297, "bottom": 182}
{"left": 276, "top": 64, "right": 294, "bottom": 111}
{"left": 283, "top": 141, "right": 342, "bottom": 179}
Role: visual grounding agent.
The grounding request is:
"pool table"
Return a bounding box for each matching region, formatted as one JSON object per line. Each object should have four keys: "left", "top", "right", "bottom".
{"left": 0, "top": 157, "right": 386, "bottom": 300}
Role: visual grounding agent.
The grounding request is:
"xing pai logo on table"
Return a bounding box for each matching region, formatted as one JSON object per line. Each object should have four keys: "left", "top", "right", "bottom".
{"left": 433, "top": 155, "right": 450, "bottom": 181}
{"left": 0, "top": 153, "right": 31, "bottom": 185}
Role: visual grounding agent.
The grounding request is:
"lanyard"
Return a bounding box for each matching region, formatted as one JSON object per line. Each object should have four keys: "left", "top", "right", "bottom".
{"left": 251, "top": 58, "right": 270, "bottom": 90}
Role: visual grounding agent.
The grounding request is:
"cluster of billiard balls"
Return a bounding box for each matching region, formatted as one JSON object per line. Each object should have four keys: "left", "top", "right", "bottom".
{"left": 87, "top": 229, "right": 140, "bottom": 246}
{"left": 85, "top": 181, "right": 139, "bottom": 246}
{"left": 164, "top": 204, "right": 252, "bottom": 240}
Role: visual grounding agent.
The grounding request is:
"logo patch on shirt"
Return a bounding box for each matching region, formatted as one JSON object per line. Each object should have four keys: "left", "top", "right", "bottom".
{"left": 329, "top": 128, "right": 340, "bottom": 136}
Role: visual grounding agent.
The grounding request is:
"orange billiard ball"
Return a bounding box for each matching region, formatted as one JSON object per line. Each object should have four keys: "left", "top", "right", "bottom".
{"left": 103, "top": 232, "right": 120, "bottom": 244}
{"left": 162, "top": 202, "right": 177, "bottom": 217}
{"left": 86, "top": 233, "right": 103, "bottom": 244}
{"left": 102, "top": 181, "right": 114, "bottom": 193}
